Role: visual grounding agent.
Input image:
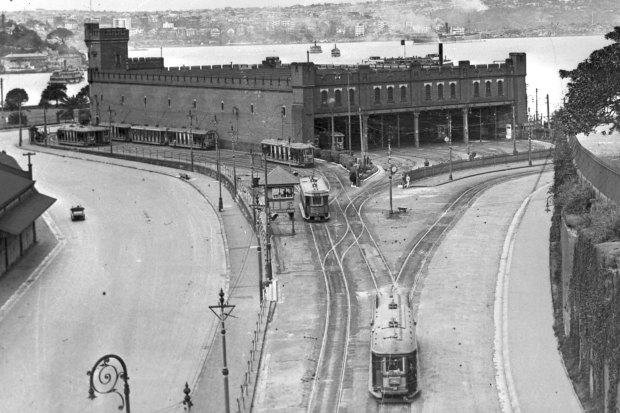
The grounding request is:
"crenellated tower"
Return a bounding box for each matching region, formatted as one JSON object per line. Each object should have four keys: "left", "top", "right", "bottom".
{"left": 84, "top": 23, "right": 129, "bottom": 72}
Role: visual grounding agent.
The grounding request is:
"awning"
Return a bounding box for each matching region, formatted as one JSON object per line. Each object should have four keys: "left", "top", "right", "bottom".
{"left": 0, "top": 193, "right": 56, "bottom": 235}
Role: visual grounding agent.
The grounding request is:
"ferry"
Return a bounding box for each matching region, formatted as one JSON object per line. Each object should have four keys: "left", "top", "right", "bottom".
{"left": 49, "top": 68, "right": 84, "bottom": 84}
{"left": 331, "top": 44, "right": 341, "bottom": 57}
{"left": 310, "top": 41, "right": 322, "bottom": 54}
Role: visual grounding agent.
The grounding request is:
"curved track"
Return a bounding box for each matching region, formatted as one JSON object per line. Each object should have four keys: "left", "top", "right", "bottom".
{"left": 305, "top": 163, "right": 552, "bottom": 413}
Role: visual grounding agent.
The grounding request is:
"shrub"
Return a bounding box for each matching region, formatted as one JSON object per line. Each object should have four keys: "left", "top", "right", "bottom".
{"left": 7, "top": 111, "right": 27, "bottom": 125}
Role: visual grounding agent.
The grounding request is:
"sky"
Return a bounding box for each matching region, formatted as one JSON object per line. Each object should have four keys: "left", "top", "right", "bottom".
{"left": 3, "top": 0, "right": 367, "bottom": 12}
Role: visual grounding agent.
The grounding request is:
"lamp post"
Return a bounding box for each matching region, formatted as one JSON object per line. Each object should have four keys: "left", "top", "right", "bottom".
{"left": 188, "top": 109, "right": 194, "bottom": 172}
{"left": 512, "top": 104, "right": 518, "bottom": 155}
{"left": 263, "top": 153, "right": 273, "bottom": 281}
{"left": 87, "top": 354, "right": 131, "bottom": 413}
{"left": 18, "top": 99, "right": 22, "bottom": 146}
{"left": 212, "top": 117, "right": 223, "bottom": 212}
{"left": 209, "top": 289, "right": 235, "bottom": 413}
{"left": 444, "top": 112, "right": 453, "bottom": 181}
{"left": 328, "top": 97, "right": 336, "bottom": 152}
{"left": 347, "top": 71, "right": 352, "bottom": 154}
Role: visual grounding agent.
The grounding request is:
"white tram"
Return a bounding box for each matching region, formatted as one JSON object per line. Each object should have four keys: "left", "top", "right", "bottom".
{"left": 56, "top": 124, "right": 110, "bottom": 147}
{"left": 298, "top": 175, "right": 330, "bottom": 221}
{"left": 369, "top": 291, "right": 420, "bottom": 402}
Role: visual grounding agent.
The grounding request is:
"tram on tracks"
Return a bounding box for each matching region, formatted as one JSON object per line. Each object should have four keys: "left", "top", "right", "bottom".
{"left": 298, "top": 175, "right": 329, "bottom": 221}
{"left": 131, "top": 126, "right": 215, "bottom": 149}
{"left": 56, "top": 124, "right": 110, "bottom": 147}
{"left": 261, "top": 138, "right": 314, "bottom": 167}
{"left": 369, "top": 291, "right": 420, "bottom": 402}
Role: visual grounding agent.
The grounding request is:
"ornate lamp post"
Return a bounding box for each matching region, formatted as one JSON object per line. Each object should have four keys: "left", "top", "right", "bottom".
{"left": 22, "top": 152, "right": 35, "bottom": 180}
{"left": 87, "top": 354, "right": 131, "bottom": 413}
{"left": 209, "top": 289, "right": 235, "bottom": 413}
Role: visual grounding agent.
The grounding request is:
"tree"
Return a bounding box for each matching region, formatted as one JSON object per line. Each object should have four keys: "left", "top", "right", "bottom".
{"left": 559, "top": 27, "right": 620, "bottom": 135}
{"left": 46, "top": 28, "right": 74, "bottom": 45}
{"left": 5, "top": 88, "right": 28, "bottom": 111}
{"left": 77, "top": 85, "right": 90, "bottom": 104}
{"left": 40, "top": 83, "right": 68, "bottom": 107}
{"left": 58, "top": 93, "right": 89, "bottom": 121}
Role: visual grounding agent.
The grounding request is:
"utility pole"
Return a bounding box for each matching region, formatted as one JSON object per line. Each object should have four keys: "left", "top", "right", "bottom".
{"left": 347, "top": 71, "right": 351, "bottom": 154}
{"left": 388, "top": 140, "right": 393, "bottom": 214}
{"left": 512, "top": 105, "right": 517, "bottom": 155}
{"left": 108, "top": 105, "right": 114, "bottom": 154}
{"left": 22, "top": 152, "right": 35, "bottom": 180}
{"left": 188, "top": 109, "right": 194, "bottom": 172}
{"left": 448, "top": 113, "right": 453, "bottom": 181}
{"left": 358, "top": 108, "right": 364, "bottom": 167}
{"left": 535, "top": 88, "right": 539, "bottom": 125}
{"left": 18, "top": 99, "right": 22, "bottom": 146}
{"left": 263, "top": 154, "right": 272, "bottom": 281}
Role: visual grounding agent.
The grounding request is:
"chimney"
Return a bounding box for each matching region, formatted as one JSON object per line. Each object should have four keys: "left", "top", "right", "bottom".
{"left": 439, "top": 43, "right": 443, "bottom": 66}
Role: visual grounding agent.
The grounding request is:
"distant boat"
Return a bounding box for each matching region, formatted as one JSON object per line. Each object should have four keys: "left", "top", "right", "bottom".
{"left": 310, "top": 41, "right": 322, "bottom": 54}
{"left": 411, "top": 32, "right": 439, "bottom": 43}
{"left": 49, "top": 67, "right": 84, "bottom": 85}
{"left": 438, "top": 31, "right": 482, "bottom": 43}
{"left": 331, "top": 44, "right": 341, "bottom": 57}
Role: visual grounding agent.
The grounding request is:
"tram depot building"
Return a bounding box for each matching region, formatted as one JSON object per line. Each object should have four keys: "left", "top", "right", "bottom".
{"left": 84, "top": 23, "right": 528, "bottom": 151}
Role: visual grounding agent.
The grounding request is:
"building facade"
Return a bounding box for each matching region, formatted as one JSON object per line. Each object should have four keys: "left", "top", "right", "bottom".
{"left": 0, "top": 151, "right": 56, "bottom": 276}
{"left": 85, "top": 23, "right": 527, "bottom": 151}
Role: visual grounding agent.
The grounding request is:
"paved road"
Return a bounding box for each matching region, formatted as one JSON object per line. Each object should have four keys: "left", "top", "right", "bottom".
{"left": 0, "top": 133, "right": 226, "bottom": 412}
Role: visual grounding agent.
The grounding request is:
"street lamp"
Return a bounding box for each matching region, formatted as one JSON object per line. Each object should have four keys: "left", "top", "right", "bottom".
{"left": 528, "top": 124, "right": 532, "bottom": 166}
{"left": 87, "top": 354, "right": 131, "bottom": 413}
{"left": 209, "top": 289, "right": 235, "bottom": 413}
{"left": 188, "top": 109, "right": 194, "bottom": 172}
{"left": 108, "top": 105, "right": 116, "bottom": 154}
{"left": 388, "top": 138, "right": 395, "bottom": 214}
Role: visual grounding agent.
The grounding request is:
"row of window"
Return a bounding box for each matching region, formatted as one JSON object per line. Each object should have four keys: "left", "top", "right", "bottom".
{"left": 320, "top": 79, "right": 505, "bottom": 106}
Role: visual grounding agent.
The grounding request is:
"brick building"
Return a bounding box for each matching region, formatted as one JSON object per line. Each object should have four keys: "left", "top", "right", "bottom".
{"left": 84, "top": 23, "right": 527, "bottom": 152}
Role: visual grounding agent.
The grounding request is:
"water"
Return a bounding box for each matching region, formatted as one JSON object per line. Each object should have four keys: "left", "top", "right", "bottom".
{"left": 0, "top": 72, "right": 87, "bottom": 107}
{"left": 130, "top": 36, "right": 611, "bottom": 113}
{"left": 1, "top": 36, "right": 610, "bottom": 112}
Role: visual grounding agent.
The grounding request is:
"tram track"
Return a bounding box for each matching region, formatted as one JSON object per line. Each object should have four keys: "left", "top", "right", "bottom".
{"left": 306, "top": 162, "right": 552, "bottom": 412}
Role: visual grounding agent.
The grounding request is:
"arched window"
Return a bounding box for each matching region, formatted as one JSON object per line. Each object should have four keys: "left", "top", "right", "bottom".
{"left": 400, "top": 86, "right": 407, "bottom": 102}
{"left": 437, "top": 84, "right": 444, "bottom": 100}
{"left": 321, "top": 90, "right": 328, "bottom": 105}
{"left": 425, "top": 84, "right": 431, "bottom": 100}
{"left": 498, "top": 80, "right": 504, "bottom": 96}
{"left": 485, "top": 81, "right": 492, "bottom": 97}
{"left": 473, "top": 81, "right": 480, "bottom": 97}
{"left": 374, "top": 87, "right": 381, "bottom": 104}
{"left": 387, "top": 86, "right": 394, "bottom": 102}
{"left": 450, "top": 83, "right": 456, "bottom": 99}
{"left": 349, "top": 88, "right": 355, "bottom": 105}
{"left": 335, "top": 89, "right": 342, "bottom": 106}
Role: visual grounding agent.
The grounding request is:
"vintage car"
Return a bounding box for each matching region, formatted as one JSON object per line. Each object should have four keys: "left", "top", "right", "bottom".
{"left": 70, "top": 206, "right": 85, "bottom": 221}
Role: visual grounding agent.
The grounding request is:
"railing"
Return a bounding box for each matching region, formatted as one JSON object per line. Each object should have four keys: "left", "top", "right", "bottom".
{"left": 569, "top": 135, "right": 620, "bottom": 204}
{"left": 401, "top": 147, "right": 554, "bottom": 186}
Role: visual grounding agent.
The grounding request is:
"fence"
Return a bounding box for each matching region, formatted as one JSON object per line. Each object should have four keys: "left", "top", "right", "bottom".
{"left": 569, "top": 134, "right": 620, "bottom": 204}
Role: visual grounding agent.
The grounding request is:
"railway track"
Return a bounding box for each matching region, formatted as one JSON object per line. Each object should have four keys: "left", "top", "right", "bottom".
{"left": 305, "top": 162, "right": 552, "bottom": 412}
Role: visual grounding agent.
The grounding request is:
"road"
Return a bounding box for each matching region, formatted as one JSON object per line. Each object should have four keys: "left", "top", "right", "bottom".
{"left": 0, "top": 132, "right": 226, "bottom": 412}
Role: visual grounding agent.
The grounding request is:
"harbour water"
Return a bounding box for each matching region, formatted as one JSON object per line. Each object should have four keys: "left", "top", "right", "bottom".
{"left": 0, "top": 35, "right": 611, "bottom": 113}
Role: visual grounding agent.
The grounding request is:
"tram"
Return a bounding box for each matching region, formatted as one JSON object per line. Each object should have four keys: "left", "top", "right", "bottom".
{"left": 130, "top": 126, "right": 215, "bottom": 149}
{"left": 261, "top": 138, "right": 314, "bottom": 168}
{"left": 56, "top": 124, "right": 110, "bottom": 147}
{"left": 299, "top": 175, "right": 329, "bottom": 221}
{"left": 369, "top": 291, "right": 419, "bottom": 402}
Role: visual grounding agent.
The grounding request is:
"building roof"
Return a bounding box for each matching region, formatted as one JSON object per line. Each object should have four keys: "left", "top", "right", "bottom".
{"left": 0, "top": 192, "right": 56, "bottom": 235}
{"left": 0, "top": 168, "right": 33, "bottom": 208}
{"left": 264, "top": 166, "right": 298, "bottom": 186}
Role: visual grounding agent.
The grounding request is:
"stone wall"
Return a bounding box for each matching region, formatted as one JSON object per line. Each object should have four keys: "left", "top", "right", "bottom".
{"left": 560, "top": 218, "right": 620, "bottom": 412}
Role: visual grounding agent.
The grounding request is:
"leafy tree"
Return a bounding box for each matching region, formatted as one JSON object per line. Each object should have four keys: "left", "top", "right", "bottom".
{"left": 40, "top": 83, "right": 68, "bottom": 107}
{"left": 46, "top": 28, "right": 74, "bottom": 45}
{"left": 5, "top": 88, "right": 28, "bottom": 111}
{"left": 559, "top": 27, "right": 620, "bottom": 135}
{"left": 77, "top": 85, "right": 90, "bottom": 103}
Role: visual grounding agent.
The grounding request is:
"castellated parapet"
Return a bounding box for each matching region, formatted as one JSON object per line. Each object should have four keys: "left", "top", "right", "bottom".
{"left": 85, "top": 22, "right": 528, "bottom": 146}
